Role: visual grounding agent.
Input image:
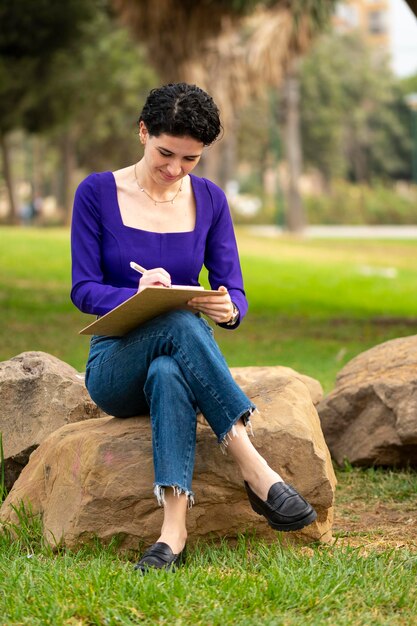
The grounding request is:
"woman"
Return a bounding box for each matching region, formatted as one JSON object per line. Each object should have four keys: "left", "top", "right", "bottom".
{"left": 71, "top": 83, "right": 316, "bottom": 573}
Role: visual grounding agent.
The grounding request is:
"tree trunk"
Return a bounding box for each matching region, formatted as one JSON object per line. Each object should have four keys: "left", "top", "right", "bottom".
{"left": 60, "top": 130, "right": 77, "bottom": 226}
{"left": 0, "top": 132, "right": 20, "bottom": 225}
{"left": 32, "top": 136, "right": 43, "bottom": 199}
{"left": 201, "top": 139, "right": 222, "bottom": 185}
{"left": 221, "top": 117, "right": 239, "bottom": 189}
{"left": 200, "top": 117, "right": 238, "bottom": 190}
{"left": 281, "top": 60, "right": 305, "bottom": 233}
{"left": 352, "top": 136, "right": 369, "bottom": 184}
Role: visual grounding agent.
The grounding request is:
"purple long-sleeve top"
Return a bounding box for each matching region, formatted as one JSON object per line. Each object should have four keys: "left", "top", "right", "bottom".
{"left": 70, "top": 171, "right": 248, "bottom": 327}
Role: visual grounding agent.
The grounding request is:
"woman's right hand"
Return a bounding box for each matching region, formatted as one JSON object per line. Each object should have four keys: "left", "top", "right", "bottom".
{"left": 137, "top": 267, "right": 171, "bottom": 292}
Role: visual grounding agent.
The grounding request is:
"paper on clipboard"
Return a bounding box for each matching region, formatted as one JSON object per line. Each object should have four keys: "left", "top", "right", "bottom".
{"left": 79, "top": 285, "right": 222, "bottom": 336}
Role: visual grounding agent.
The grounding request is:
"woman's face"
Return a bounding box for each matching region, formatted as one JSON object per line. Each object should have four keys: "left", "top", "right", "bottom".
{"left": 139, "top": 121, "right": 204, "bottom": 186}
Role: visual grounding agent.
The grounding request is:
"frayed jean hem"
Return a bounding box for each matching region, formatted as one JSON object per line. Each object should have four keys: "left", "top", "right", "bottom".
{"left": 218, "top": 405, "right": 257, "bottom": 451}
{"left": 154, "top": 484, "right": 195, "bottom": 508}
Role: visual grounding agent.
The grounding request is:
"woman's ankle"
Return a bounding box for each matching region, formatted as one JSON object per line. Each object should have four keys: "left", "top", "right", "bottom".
{"left": 157, "top": 528, "right": 187, "bottom": 554}
{"left": 243, "top": 464, "right": 283, "bottom": 501}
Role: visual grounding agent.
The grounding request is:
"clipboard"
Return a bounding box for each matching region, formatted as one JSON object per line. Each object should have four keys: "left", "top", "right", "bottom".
{"left": 79, "top": 286, "right": 223, "bottom": 336}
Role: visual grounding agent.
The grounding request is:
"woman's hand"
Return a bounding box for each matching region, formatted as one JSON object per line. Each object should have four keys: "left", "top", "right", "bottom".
{"left": 188, "top": 286, "right": 234, "bottom": 324}
{"left": 137, "top": 267, "right": 171, "bottom": 292}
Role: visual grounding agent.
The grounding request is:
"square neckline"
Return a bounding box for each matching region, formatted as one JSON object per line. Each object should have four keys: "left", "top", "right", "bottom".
{"left": 110, "top": 171, "right": 199, "bottom": 235}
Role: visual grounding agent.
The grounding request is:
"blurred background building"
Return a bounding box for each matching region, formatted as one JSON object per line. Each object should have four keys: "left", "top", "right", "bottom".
{"left": 334, "top": 0, "right": 390, "bottom": 49}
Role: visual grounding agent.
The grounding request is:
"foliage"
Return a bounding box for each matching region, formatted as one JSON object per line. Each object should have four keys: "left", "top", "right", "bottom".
{"left": 115, "top": 0, "right": 336, "bottom": 82}
{"left": 400, "top": 72, "right": 417, "bottom": 96}
{"left": 236, "top": 92, "right": 279, "bottom": 185}
{"left": 300, "top": 33, "right": 413, "bottom": 184}
{"left": 304, "top": 180, "right": 417, "bottom": 225}
{"left": 0, "top": 6, "right": 157, "bottom": 224}
{"left": 237, "top": 38, "right": 414, "bottom": 197}
{"left": 44, "top": 9, "right": 157, "bottom": 172}
{"left": 287, "top": 0, "right": 336, "bottom": 41}
{"left": 0, "top": 0, "right": 99, "bottom": 134}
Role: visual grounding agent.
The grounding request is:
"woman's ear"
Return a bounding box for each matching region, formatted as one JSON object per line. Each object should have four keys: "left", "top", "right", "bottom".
{"left": 139, "top": 121, "right": 148, "bottom": 145}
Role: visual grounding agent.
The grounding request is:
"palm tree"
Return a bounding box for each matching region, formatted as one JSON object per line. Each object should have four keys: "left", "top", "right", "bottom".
{"left": 114, "top": 0, "right": 336, "bottom": 232}
{"left": 244, "top": 2, "right": 337, "bottom": 231}
{"left": 193, "top": 2, "right": 335, "bottom": 231}
{"left": 113, "top": 0, "right": 259, "bottom": 81}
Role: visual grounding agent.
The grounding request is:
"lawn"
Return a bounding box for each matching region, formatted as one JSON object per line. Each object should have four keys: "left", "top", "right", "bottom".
{"left": 1, "top": 466, "right": 416, "bottom": 626}
{"left": 1, "top": 524, "right": 416, "bottom": 625}
{"left": 1, "top": 227, "right": 417, "bottom": 391}
{"left": 1, "top": 226, "right": 416, "bottom": 625}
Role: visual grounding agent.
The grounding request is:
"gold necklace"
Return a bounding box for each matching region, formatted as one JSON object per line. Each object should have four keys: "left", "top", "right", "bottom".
{"left": 134, "top": 162, "right": 183, "bottom": 205}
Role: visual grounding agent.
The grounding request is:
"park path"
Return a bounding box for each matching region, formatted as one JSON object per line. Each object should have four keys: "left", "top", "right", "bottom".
{"left": 249, "top": 225, "right": 417, "bottom": 239}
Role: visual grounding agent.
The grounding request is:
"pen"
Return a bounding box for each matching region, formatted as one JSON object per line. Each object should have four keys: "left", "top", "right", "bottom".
{"left": 130, "top": 261, "right": 173, "bottom": 288}
{"left": 130, "top": 261, "right": 147, "bottom": 275}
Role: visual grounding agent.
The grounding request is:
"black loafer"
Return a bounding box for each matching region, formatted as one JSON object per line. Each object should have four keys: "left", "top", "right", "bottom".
{"left": 244, "top": 481, "right": 317, "bottom": 531}
{"left": 134, "top": 542, "right": 186, "bottom": 573}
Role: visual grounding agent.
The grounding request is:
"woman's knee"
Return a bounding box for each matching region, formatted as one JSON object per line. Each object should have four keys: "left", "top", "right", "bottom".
{"left": 166, "top": 310, "right": 201, "bottom": 333}
{"left": 144, "top": 355, "right": 193, "bottom": 406}
{"left": 166, "top": 311, "right": 215, "bottom": 349}
{"left": 146, "top": 355, "right": 180, "bottom": 382}
{"left": 145, "top": 357, "right": 186, "bottom": 400}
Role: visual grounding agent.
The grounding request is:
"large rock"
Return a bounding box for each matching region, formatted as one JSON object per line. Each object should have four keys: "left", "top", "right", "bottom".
{"left": 1, "top": 369, "right": 336, "bottom": 549}
{"left": 0, "top": 351, "right": 102, "bottom": 490}
{"left": 318, "top": 335, "right": 417, "bottom": 466}
{"left": 231, "top": 366, "right": 323, "bottom": 406}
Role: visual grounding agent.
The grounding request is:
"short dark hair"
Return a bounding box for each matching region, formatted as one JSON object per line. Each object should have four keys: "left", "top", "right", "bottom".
{"left": 138, "top": 83, "right": 222, "bottom": 146}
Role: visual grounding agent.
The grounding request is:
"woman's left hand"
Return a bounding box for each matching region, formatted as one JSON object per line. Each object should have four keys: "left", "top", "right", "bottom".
{"left": 188, "top": 286, "right": 234, "bottom": 324}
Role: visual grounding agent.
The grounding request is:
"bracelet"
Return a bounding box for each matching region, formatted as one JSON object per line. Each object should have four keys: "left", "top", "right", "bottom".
{"left": 225, "top": 303, "right": 239, "bottom": 326}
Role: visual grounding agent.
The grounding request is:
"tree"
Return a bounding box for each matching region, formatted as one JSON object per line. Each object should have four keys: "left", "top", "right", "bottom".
{"left": 113, "top": 0, "right": 336, "bottom": 232}
{"left": 0, "top": 0, "right": 97, "bottom": 222}
{"left": 113, "top": 0, "right": 259, "bottom": 82}
{"left": 0, "top": 1, "right": 156, "bottom": 223}
{"left": 40, "top": 10, "right": 156, "bottom": 220}
{"left": 300, "top": 33, "right": 412, "bottom": 184}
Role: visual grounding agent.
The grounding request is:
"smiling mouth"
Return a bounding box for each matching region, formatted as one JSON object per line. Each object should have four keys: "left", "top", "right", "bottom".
{"left": 160, "top": 171, "right": 179, "bottom": 182}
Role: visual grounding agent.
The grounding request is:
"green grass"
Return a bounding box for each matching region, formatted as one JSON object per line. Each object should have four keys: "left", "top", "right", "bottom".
{"left": 0, "top": 467, "right": 415, "bottom": 625}
{"left": 0, "top": 517, "right": 416, "bottom": 626}
{"left": 1, "top": 227, "right": 417, "bottom": 625}
{"left": 1, "top": 227, "right": 417, "bottom": 391}
{"left": 335, "top": 464, "right": 417, "bottom": 506}
{"left": 216, "top": 232, "right": 417, "bottom": 390}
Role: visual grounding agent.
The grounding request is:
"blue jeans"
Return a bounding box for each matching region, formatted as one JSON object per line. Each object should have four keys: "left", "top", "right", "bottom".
{"left": 85, "top": 310, "right": 255, "bottom": 504}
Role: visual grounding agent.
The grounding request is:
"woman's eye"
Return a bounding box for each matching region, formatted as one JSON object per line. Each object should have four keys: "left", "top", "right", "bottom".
{"left": 158, "top": 150, "right": 198, "bottom": 162}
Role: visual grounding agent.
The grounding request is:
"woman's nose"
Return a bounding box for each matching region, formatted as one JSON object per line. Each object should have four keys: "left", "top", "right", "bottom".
{"left": 166, "top": 160, "right": 182, "bottom": 176}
